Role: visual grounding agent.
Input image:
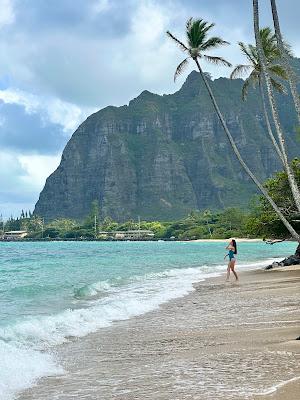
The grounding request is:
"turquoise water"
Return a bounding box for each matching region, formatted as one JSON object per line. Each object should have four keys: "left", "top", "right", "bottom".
{"left": 0, "top": 240, "right": 296, "bottom": 399}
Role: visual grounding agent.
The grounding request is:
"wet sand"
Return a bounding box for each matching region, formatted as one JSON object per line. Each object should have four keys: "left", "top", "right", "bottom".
{"left": 18, "top": 267, "right": 300, "bottom": 400}
{"left": 185, "top": 238, "right": 263, "bottom": 243}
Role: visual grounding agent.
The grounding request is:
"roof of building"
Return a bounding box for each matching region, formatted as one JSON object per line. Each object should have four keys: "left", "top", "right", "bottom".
{"left": 115, "top": 230, "right": 154, "bottom": 234}
{"left": 98, "top": 230, "right": 154, "bottom": 234}
{"left": 5, "top": 230, "right": 27, "bottom": 234}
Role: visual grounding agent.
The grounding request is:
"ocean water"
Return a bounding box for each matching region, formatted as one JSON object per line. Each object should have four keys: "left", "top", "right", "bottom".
{"left": 0, "top": 240, "right": 297, "bottom": 399}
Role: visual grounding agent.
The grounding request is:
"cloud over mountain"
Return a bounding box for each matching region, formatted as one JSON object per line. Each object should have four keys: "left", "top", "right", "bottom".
{"left": 0, "top": 0, "right": 299, "bottom": 217}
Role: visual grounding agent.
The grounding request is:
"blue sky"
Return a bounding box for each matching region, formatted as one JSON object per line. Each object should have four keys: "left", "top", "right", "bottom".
{"left": 0, "top": 0, "right": 299, "bottom": 218}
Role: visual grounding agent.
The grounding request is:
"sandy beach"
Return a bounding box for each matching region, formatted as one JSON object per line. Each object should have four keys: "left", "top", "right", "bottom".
{"left": 187, "top": 238, "right": 264, "bottom": 243}
{"left": 18, "top": 265, "right": 300, "bottom": 400}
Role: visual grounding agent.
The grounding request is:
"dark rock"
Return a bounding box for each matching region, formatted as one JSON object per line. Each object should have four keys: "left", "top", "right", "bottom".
{"left": 265, "top": 264, "right": 274, "bottom": 270}
{"left": 295, "top": 243, "right": 300, "bottom": 257}
{"left": 265, "top": 252, "right": 300, "bottom": 269}
{"left": 34, "top": 65, "right": 300, "bottom": 221}
{"left": 296, "top": 336, "right": 300, "bottom": 340}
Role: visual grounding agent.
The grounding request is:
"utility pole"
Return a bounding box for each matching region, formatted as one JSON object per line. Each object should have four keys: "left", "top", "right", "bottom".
{"left": 138, "top": 215, "right": 141, "bottom": 239}
{"left": 0, "top": 214, "right": 4, "bottom": 239}
{"left": 94, "top": 215, "right": 97, "bottom": 238}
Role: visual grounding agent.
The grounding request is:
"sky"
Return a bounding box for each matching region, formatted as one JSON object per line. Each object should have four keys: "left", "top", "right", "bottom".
{"left": 0, "top": 0, "right": 299, "bottom": 219}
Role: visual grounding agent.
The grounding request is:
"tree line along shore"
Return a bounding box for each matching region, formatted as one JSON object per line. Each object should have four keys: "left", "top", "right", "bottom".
{"left": 2, "top": 161, "right": 299, "bottom": 241}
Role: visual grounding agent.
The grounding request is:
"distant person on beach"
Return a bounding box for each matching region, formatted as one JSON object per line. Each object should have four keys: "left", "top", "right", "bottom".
{"left": 224, "top": 239, "right": 238, "bottom": 281}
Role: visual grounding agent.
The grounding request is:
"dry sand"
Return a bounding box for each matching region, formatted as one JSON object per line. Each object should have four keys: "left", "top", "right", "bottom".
{"left": 19, "top": 266, "right": 300, "bottom": 400}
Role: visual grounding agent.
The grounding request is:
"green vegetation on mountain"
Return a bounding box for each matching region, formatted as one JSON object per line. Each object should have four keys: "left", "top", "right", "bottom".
{"left": 5, "top": 161, "right": 300, "bottom": 241}
{"left": 33, "top": 62, "right": 300, "bottom": 221}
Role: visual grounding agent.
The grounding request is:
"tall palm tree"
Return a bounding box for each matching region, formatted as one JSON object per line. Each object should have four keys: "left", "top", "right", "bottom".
{"left": 230, "top": 27, "right": 287, "bottom": 162}
{"left": 167, "top": 17, "right": 299, "bottom": 241}
{"left": 270, "top": 0, "right": 300, "bottom": 125}
{"left": 253, "top": 0, "right": 300, "bottom": 215}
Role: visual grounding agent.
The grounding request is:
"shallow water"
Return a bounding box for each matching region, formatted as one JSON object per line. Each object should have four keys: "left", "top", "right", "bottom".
{"left": 0, "top": 240, "right": 297, "bottom": 399}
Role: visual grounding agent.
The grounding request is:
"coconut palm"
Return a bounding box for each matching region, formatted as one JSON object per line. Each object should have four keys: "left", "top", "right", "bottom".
{"left": 270, "top": 0, "right": 300, "bottom": 125}
{"left": 253, "top": 0, "right": 300, "bottom": 215}
{"left": 230, "top": 27, "right": 287, "bottom": 162}
{"left": 167, "top": 17, "right": 299, "bottom": 240}
{"left": 167, "top": 18, "right": 232, "bottom": 81}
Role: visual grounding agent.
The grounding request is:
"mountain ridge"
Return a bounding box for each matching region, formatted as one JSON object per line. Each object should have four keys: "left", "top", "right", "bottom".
{"left": 34, "top": 65, "right": 300, "bottom": 221}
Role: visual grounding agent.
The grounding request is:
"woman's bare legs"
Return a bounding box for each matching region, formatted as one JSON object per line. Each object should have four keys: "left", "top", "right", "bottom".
{"left": 230, "top": 260, "right": 238, "bottom": 281}
{"left": 226, "top": 262, "right": 231, "bottom": 281}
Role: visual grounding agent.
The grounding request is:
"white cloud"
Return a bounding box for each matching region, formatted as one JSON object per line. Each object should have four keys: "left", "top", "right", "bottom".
{"left": 91, "top": 0, "right": 110, "bottom": 14}
{"left": 0, "top": 0, "right": 300, "bottom": 217}
{"left": 127, "top": 1, "right": 187, "bottom": 84}
{"left": 18, "top": 154, "right": 61, "bottom": 189}
{"left": 43, "top": 98, "right": 94, "bottom": 132}
{"left": 0, "top": 89, "right": 39, "bottom": 113}
{"left": 0, "top": 150, "right": 61, "bottom": 218}
{"left": 0, "top": 0, "right": 14, "bottom": 28}
{"left": 131, "top": 1, "right": 169, "bottom": 44}
{"left": 0, "top": 88, "right": 94, "bottom": 133}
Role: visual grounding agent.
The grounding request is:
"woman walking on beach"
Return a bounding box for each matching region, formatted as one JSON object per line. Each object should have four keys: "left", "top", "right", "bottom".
{"left": 225, "top": 239, "right": 238, "bottom": 281}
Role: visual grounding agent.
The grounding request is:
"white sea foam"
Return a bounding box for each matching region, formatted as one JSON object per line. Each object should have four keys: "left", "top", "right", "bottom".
{"left": 0, "top": 257, "right": 284, "bottom": 400}
{"left": 74, "top": 279, "right": 112, "bottom": 298}
{"left": 0, "top": 341, "right": 62, "bottom": 400}
{"left": 0, "top": 266, "right": 220, "bottom": 348}
{"left": 0, "top": 265, "right": 217, "bottom": 399}
{"left": 256, "top": 375, "right": 300, "bottom": 395}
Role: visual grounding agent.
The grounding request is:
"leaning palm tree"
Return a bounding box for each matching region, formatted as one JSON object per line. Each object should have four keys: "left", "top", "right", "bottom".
{"left": 230, "top": 27, "right": 287, "bottom": 162}
{"left": 253, "top": 0, "right": 300, "bottom": 215}
{"left": 167, "top": 17, "right": 299, "bottom": 240}
{"left": 270, "top": 0, "right": 300, "bottom": 125}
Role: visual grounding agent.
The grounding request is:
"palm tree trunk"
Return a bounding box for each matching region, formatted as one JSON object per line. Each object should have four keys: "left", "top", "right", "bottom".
{"left": 194, "top": 58, "right": 299, "bottom": 241}
{"left": 253, "top": 0, "right": 300, "bottom": 214}
{"left": 259, "top": 80, "right": 283, "bottom": 163}
{"left": 270, "top": 0, "right": 300, "bottom": 125}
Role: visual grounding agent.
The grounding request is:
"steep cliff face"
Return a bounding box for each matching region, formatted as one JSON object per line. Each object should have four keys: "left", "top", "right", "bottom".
{"left": 34, "top": 69, "right": 300, "bottom": 221}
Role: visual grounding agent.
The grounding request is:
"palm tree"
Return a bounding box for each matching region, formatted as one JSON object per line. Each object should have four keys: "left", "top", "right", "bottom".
{"left": 253, "top": 0, "right": 300, "bottom": 215}
{"left": 167, "top": 17, "right": 299, "bottom": 241}
{"left": 270, "top": 0, "right": 300, "bottom": 125}
{"left": 230, "top": 27, "right": 287, "bottom": 162}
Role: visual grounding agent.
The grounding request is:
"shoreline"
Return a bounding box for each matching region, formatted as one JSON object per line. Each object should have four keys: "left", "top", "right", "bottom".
{"left": 184, "top": 237, "right": 263, "bottom": 242}
{"left": 18, "top": 264, "right": 300, "bottom": 400}
{"left": 0, "top": 238, "right": 263, "bottom": 242}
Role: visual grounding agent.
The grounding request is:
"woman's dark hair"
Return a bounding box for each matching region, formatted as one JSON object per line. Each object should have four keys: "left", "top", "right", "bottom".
{"left": 232, "top": 239, "right": 237, "bottom": 254}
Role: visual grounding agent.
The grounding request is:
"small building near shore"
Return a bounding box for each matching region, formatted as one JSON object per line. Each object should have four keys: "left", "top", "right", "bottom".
{"left": 113, "top": 230, "right": 154, "bottom": 240}
{"left": 3, "top": 230, "right": 28, "bottom": 240}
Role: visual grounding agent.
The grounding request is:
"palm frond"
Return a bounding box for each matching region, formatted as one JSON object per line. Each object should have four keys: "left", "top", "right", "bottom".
{"left": 268, "top": 64, "right": 288, "bottom": 80}
{"left": 186, "top": 18, "right": 215, "bottom": 49}
{"left": 283, "top": 40, "right": 293, "bottom": 57}
{"left": 174, "top": 57, "right": 190, "bottom": 81}
{"left": 237, "top": 27, "right": 286, "bottom": 68}
{"left": 166, "top": 31, "right": 188, "bottom": 52}
{"left": 260, "top": 27, "right": 283, "bottom": 62}
{"left": 203, "top": 55, "right": 232, "bottom": 67}
{"left": 201, "top": 36, "right": 230, "bottom": 51}
{"left": 186, "top": 17, "right": 193, "bottom": 32}
{"left": 248, "top": 69, "right": 260, "bottom": 86}
{"left": 201, "top": 21, "right": 215, "bottom": 36}
{"left": 241, "top": 78, "right": 251, "bottom": 101}
{"left": 242, "top": 79, "right": 250, "bottom": 101}
{"left": 241, "top": 70, "right": 259, "bottom": 100}
{"left": 230, "top": 64, "right": 252, "bottom": 79}
{"left": 269, "top": 78, "right": 288, "bottom": 94}
{"left": 238, "top": 42, "right": 258, "bottom": 65}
